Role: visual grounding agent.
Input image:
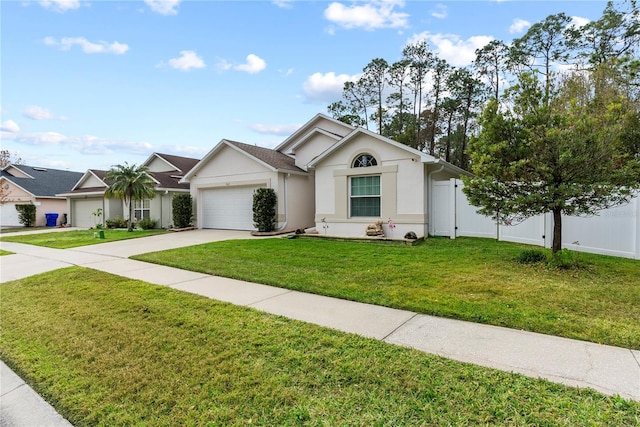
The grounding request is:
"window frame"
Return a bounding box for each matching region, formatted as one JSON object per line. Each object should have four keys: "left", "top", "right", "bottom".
{"left": 133, "top": 198, "right": 151, "bottom": 221}
{"left": 349, "top": 175, "right": 381, "bottom": 218}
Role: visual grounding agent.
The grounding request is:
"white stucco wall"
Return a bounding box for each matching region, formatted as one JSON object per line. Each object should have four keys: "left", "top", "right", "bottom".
{"left": 80, "top": 174, "right": 105, "bottom": 188}
{"left": 313, "top": 133, "right": 430, "bottom": 238}
{"left": 293, "top": 133, "right": 341, "bottom": 171}
{"left": 146, "top": 156, "right": 174, "bottom": 173}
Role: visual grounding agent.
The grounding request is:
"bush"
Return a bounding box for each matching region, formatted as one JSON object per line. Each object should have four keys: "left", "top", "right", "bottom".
{"left": 548, "top": 248, "right": 580, "bottom": 269}
{"left": 105, "top": 217, "right": 128, "bottom": 229}
{"left": 15, "top": 204, "right": 36, "bottom": 227}
{"left": 137, "top": 218, "right": 157, "bottom": 230}
{"left": 515, "top": 249, "right": 547, "bottom": 264}
{"left": 253, "top": 188, "right": 277, "bottom": 232}
{"left": 172, "top": 193, "right": 193, "bottom": 229}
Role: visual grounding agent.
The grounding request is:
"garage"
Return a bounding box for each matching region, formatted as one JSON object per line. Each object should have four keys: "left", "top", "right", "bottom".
{"left": 1, "top": 203, "right": 22, "bottom": 227}
{"left": 200, "top": 186, "right": 259, "bottom": 230}
{"left": 72, "top": 198, "right": 103, "bottom": 228}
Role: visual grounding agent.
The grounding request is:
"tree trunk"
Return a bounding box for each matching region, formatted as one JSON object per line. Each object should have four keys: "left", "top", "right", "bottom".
{"left": 552, "top": 207, "right": 562, "bottom": 253}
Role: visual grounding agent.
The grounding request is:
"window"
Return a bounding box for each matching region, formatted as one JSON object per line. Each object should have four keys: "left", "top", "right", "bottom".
{"left": 351, "top": 176, "right": 380, "bottom": 217}
{"left": 353, "top": 154, "right": 377, "bottom": 168}
{"left": 133, "top": 199, "right": 150, "bottom": 221}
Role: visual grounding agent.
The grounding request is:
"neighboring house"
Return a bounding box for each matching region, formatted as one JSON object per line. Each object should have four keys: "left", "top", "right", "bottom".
{"left": 182, "top": 113, "right": 469, "bottom": 237}
{"left": 59, "top": 153, "right": 199, "bottom": 228}
{"left": 0, "top": 164, "right": 83, "bottom": 228}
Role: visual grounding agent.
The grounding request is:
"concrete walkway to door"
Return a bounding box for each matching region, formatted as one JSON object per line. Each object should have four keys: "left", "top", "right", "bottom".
{"left": 1, "top": 228, "right": 638, "bottom": 426}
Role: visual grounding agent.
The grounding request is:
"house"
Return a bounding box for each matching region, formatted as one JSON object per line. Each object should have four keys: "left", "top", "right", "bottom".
{"left": 0, "top": 164, "right": 83, "bottom": 228}
{"left": 182, "top": 113, "right": 469, "bottom": 237}
{"left": 59, "top": 153, "right": 199, "bottom": 228}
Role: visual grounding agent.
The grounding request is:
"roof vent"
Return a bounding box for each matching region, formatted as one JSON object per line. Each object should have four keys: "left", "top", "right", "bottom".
{"left": 32, "top": 167, "right": 48, "bottom": 171}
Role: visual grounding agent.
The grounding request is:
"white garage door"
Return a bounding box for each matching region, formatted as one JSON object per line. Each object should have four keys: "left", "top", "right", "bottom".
{"left": 1, "top": 203, "right": 22, "bottom": 227}
{"left": 201, "top": 186, "right": 259, "bottom": 230}
{"left": 72, "top": 199, "right": 103, "bottom": 228}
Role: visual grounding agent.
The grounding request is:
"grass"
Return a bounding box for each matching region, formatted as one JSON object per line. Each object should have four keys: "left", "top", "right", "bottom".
{"left": 1, "top": 267, "right": 638, "bottom": 426}
{"left": 134, "top": 237, "right": 640, "bottom": 350}
{"left": 0, "top": 228, "right": 167, "bottom": 249}
{"left": 0, "top": 249, "right": 13, "bottom": 255}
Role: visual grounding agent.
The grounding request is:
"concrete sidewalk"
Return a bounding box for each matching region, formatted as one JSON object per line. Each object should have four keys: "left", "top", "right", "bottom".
{"left": 1, "top": 229, "right": 639, "bottom": 425}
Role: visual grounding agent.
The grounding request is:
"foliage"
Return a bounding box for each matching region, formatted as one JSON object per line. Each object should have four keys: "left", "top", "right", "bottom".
{"left": 105, "top": 217, "right": 128, "bottom": 229}
{"left": 92, "top": 208, "right": 103, "bottom": 229}
{"left": 104, "top": 162, "right": 156, "bottom": 232}
{"left": 135, "top": 237, "right": 640, "bottom": 350}
{"left": 548, "top": 249, "right": 581, "bottom": 270}
{"left": 515, "top": 249, "right": 547, "bottom": 264}
{"left": 0, "top": 229, "right": 166, "bottom": 249}
{"left": 136, "top": 218, "right": 157, "bottom": 230}
{"left": 14, "top": 204, "right": 36, "bottom": 227}
{"left": 1, "top": 267, "right": 638, "bottom": 426}
{"left": 171, "top": 193, "right": 192, "bottom": 228}
{"left": 252, "top": 188, "right": 277, "bottom": 232}
{"left": 463, "top": 66, "right": 640, "bottom": 253}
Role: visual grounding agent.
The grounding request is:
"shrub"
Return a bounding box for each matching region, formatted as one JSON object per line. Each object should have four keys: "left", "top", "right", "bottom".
{"left": 548, "top": 248, "right": 581, "bottom": 269}
{"left": 172, "top": 193, "right": 193, "bottom": 229}
{"left": 137, "top": 218, "right": 157, "bottom": 230}
{"left": 253, "top": 188, "right": 277, "bottom": 232}
{"left": 105, "top": 217, "right": 128, "bottom": 229}
{"left": 15, "top": 204, "right": 36, "bottom": 227}
{"left": 515, "top": 249, "right": 547, "bottom": 264}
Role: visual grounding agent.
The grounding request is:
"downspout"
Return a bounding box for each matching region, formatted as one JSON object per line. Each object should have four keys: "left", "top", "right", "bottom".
{"left": 276, "top": 173, "right": 289, "bottom": 231}
{"left": 427, "top": 163, "right": 445, "bottom": 236}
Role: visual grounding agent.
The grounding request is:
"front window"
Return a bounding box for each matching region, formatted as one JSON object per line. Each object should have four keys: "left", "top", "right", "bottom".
{"left": 350, "top": 176, "right": 380, "bottom": 217}
{"left": 133, "top": 199, "right": 150, "bottom": 221}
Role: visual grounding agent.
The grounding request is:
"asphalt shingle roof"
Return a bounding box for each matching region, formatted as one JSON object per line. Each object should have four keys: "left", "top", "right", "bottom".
{"left": 1, "top": 165, "right": 83, "bottom": 197}
{"left": 226, "top": 140, "right": 304, "bottom": 173}
{"left": 154, "top": 153, "right": 199, "bottom": 174}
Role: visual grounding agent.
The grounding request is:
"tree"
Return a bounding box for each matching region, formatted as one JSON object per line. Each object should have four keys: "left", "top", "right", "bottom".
{"left": 474, "top": 39, "right": 510, "bottom": 102}
{"left": 0, "top": 150, "right": 23, "bottom": 168}
{"left": 403, "top": 41, "right": 433, "bottom": 148}
{"left": 362, "top": 58, "right": 389, "bottom": 134}
{"left": 104, "top": 162, "right": 156, "bottom": 231}
{"left": 426, "top": 58, "right": 451, "bottom": 155}
{"left": 463, "top": 68, "right": 640, "bottom": 254}
{"left": 386, "top": 59, "right": 412, "bottom": 138}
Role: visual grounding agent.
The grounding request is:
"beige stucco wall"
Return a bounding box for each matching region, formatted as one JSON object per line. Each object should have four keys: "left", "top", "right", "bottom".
{"left": 279, "top": 173, "right": 315, "bottom": 231}
{"left": 293, "top": 132, "right": 340, "bottom": 171}
{"left": 0, "top": 181, "right": 68, "bottom": 227}
{"left": 35, "top": 199, "right": 68, "bottom": 227}
{"left": 146, "top": 156, "right": 174, "bottom": 173}
{"left": 278, "top": 116, "right": 353, "bottom": 154}
{"left": 313, "top": 133, "right": 429, "bottom": 238}
{"left": 79, "top": 174, "right": 105, "bottom": 188}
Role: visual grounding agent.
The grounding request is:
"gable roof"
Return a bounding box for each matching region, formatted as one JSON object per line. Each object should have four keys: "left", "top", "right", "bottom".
{"left": 275, "top": 113, "right": 355, "bottom": 154}
{"left": 142, "top": 152, "right": 200, "bottom": 174}
{"left": 307, "top": 127, "right": 471, "bottom": 176}
{"left": 0, "top": 165, "right": 83, "bottom": 198}
{"left": 182, "top": 139, "right": 305, "bottom": 182}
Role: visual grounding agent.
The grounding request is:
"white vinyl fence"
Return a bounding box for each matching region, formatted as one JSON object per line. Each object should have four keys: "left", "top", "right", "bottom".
{"left": 432, "top": 179, "right": 640, "bottom": 260}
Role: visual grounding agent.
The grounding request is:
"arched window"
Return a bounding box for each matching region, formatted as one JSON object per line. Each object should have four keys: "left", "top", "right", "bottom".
{"left": 352, "top": 154, "right": 377, "bottom": 168}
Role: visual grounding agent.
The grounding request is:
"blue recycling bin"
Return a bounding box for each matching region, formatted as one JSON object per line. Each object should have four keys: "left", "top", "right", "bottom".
{"left": 45, "top": 213, "right": 59, "bottom": 227}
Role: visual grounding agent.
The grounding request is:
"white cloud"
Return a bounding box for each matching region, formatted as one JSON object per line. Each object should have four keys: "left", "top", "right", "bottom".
{"left": 235, "top": 54, "right": 267, "bottom": 74}
{"left": 408, "top": 32, "right": 493, "bottom": 67}
{"left": 272, "top": 0, "right": 294, "bottom": 9}
{"left": 570, "top": 16, "right": 590, "bottom": 28}
{"left": 1, "top": 130, "right": 153, "bottom": 156}
{"left": 324, "top": 0, "right": 409, "bottom": 31}
{"left": 509, "top": 18, "right": 531, "bottom": 34}
{"left": 144, "top": 0, "right": 181, "bottom": 15}
{"left": 431, "top": 4, "right": 448, "bottom": 19}
{"left": 250, "top": 123, "right": 301, "bottom": 136}
{"left": 168, "top": 50, "right": 206, "bottom": 71}
{"left": 23, "top": 105, "right": 66, "bottom": 121}
{"left": 0, "top": 120, "right": 20, "bottom": 133}
{"left": 39, "top": 0, "right": 80, "bottom": 13}
{"left": 303, "top": 71, "right": 357, "bottom": 103}
{"left": 44, "top": 36, "right": 129, "bottom": 54}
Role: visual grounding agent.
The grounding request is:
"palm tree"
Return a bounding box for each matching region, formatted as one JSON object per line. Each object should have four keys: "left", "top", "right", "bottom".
{"left": 105, "top": 162, "right": 156, "bottom": 231}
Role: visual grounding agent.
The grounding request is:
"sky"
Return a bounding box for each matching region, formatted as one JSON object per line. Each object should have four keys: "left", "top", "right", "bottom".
{"left": 1, "top": 0, "right": 611, "bottom": 172}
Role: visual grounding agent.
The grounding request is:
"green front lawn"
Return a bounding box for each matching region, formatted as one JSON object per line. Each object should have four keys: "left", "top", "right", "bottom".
{"left": 134, "top": 237, "right": 640, "bottom": 350}
{"left": 1, "top": 267, "right": 637, "bottom": 426}
{"left": 0, "top": 229, "right": 167, "bottom": 249}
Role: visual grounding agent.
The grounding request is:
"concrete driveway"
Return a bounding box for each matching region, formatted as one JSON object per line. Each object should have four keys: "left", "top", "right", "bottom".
{"left": 0, "top": 229, "right": 252, "bottom": 283}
